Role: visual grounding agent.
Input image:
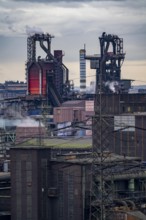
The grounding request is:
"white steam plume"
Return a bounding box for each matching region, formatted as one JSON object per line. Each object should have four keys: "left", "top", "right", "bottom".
{"left": 18, "top": 117, "right": 44, "bottom": 127}
{"left": 0, "top": 117, "right": 44, "bottom": 128}
{"left": 105, "top": 81, "right": 119, "bottom": 93}
{"left": 25, "top": 25, "right": 44, "bottom": 36}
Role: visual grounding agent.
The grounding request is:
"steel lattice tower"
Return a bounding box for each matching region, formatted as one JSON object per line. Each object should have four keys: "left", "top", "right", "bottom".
{"left": 90, "top": 60, "right": 114, "bottom": 220}
{"left": 88, "top": 32, "right": 125, "bottom": 220}
{"left": 27, "top": 33, "right": 54, "bottom": 62}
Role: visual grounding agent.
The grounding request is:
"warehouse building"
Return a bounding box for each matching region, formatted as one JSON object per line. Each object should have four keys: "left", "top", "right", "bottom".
{"left": 93, "top": 93, "right": 146, "bottom": 161}
{"left": 10, "top": 139, "right": 146, "bottom": 220}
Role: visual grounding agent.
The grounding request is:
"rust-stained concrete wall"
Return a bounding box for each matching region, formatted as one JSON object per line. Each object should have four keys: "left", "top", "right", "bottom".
{"left": 11, "top": 147, "right": 51, "bottom": 220}
{"left": 10, "top": 147, "right": 89, "bottom": 220}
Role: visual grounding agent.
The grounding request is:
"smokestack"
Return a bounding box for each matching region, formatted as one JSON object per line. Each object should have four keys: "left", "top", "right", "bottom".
{"left": 79, "top": 46, "right": 86, "bottom": 93}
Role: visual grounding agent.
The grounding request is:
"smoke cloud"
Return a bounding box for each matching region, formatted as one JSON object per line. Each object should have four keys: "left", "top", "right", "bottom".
{"left": 0, "top": 117, "right": 44, "bottom": 128}
{"left": 18, "top": 117, "right": 44, "bottom": 127}
{"left": 25, "top": 25, "right": 44, "bottom": 36}
{"left": 105, "top": 81, "right": 119, "bottom": 93}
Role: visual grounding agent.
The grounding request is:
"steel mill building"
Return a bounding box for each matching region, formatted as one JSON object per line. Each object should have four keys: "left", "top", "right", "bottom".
{"left": 10, "top": 140, "right": 146, "bottom": 220}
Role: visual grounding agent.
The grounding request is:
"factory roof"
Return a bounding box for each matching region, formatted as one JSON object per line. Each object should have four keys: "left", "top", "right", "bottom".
{"left": 16, "top": 137, "right": 92, "bottom": 149}
{"left": 62, "top": 100, "right": 85, "bottom": 107}
{"left": 52, "top": 152, "right": 141, "bottom": 165}
{"left": 12, "top": 137, "right": 141, "bottom": 166}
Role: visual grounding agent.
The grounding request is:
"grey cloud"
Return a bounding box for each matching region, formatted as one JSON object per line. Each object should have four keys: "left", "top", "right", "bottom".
{"left": 0, "top": 36, "right": 26, "bottom": 62}
{"left": 12, "top": 0, "right": 126, "bottom": 2}
{"left": 0, "top": 0, "right": 145, "bottom": 63}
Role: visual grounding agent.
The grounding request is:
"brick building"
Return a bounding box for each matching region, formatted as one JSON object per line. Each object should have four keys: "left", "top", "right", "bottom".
{"left": 10, "top": 142, "right": 146, "bottom": 220}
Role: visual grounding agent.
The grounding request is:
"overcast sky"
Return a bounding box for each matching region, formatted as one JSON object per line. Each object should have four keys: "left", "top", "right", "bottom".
{"left": 0, "top": 0, "right": 146, "bottom": 86}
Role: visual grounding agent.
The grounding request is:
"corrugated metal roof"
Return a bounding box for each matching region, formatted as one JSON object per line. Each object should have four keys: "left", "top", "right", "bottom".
{"left": 62, "top": 100, "right": 85, "bottom": 107}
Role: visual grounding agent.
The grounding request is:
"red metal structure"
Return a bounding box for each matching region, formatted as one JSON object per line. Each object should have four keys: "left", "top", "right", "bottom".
{"left": 26, "top": 33, "right": 69, "bottom": 106}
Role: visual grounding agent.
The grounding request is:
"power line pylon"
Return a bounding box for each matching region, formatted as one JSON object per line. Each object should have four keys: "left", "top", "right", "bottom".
{"left": 89, "top": 32, "right": 125, "bottom": 220}
{"left": 90, "top": 59, "right": 114, "bottom": 220}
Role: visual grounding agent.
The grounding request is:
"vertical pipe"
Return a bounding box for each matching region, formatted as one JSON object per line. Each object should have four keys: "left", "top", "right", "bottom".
{"left": 142, "top": 116, "right": 144, "bottom": 160}
{"left": 120, "top": 131, "right": 122, "bottom": 155}
{"left": 127, "top": 129, "right": 129, "bottom": 156}
{"left": 82, "top": 165, "right": 85, "bottom": 220}
{"left": 135, "top": 119, "right": 137, "bottom": 157}
{"left": 39, "top": 68, "right": 42, "bottom": 95}
{"left": 128, "top": 179, "right": 135, "bottom": 192}
{"left": 26, "top": 65, "right": 29, "bottom": 95}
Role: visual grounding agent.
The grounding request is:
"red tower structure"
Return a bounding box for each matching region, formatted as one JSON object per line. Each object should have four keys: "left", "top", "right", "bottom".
{"left": 26, "top": 33, "right": 69, "bottom": 107}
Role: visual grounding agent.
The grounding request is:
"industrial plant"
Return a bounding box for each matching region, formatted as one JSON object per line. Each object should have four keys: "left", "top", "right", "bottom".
{"left": 0, "top": 32, "right": 146, "bottom": 220}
